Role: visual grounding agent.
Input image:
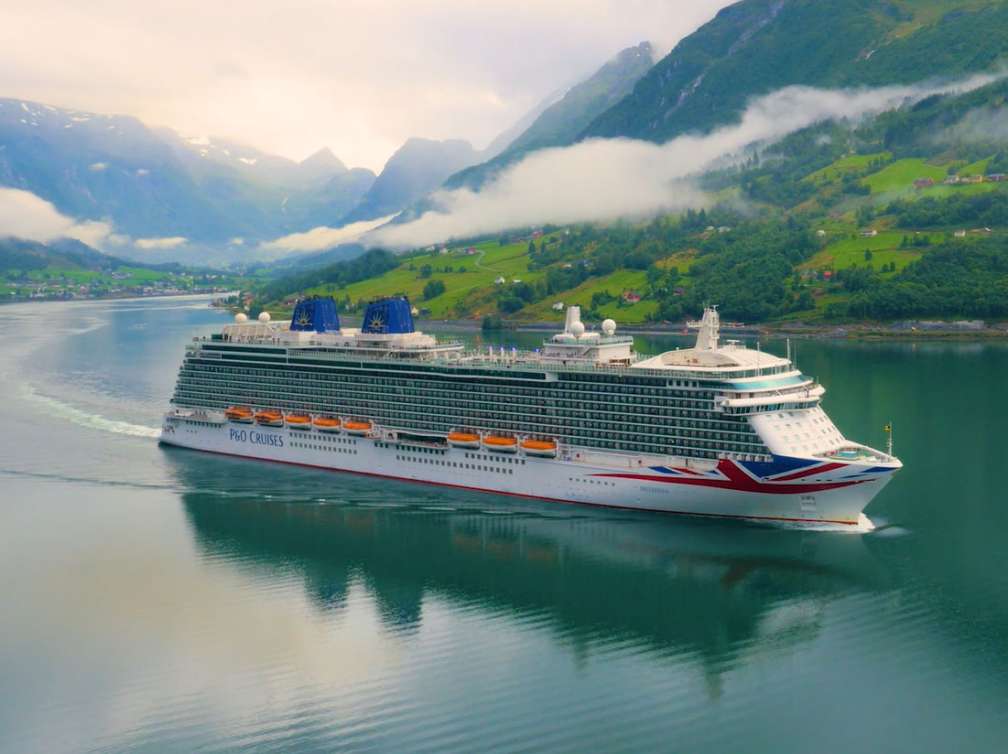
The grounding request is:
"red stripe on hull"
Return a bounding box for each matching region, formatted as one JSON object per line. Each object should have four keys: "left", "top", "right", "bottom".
{"left": 594, "top": 459, "right": 865, "bottom": 495}
{"left": 772, "top": 462, "right": 847, "bottom": 481}
{"left": 159, "top": 441, "right": 861, "bottom": 526}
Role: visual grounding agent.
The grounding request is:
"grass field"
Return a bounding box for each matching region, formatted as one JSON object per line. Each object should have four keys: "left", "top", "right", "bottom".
{"left": 298, "top": 239, "right": 546, "bottom": 318}
{"left": 801, "top": 231, "right": 925, "bottom": 273}
{"left": 862, "top": 158, "right": 947, "bottom": 195}
{"left": 958, "top": 156, "right": 992, "bottom": 177}
{"left": 517, "top": 268, "right": 655, "bottom": 323}
{"left": 920, "top": 181, "right": 1000, "bottom": 200}
{"left": 806, "top": 152, "right": 891, "bottom": 184}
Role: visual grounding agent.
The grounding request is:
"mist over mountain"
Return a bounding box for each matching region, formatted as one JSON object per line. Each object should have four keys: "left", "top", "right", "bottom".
{"left": 444, "top": 41, "right": 656, "bottom": 190}
{"left": 0, "top": 99, "right": 375, "bottom": 257}
{"left": 341, "top": 137, "right": 481, "bottom": 223}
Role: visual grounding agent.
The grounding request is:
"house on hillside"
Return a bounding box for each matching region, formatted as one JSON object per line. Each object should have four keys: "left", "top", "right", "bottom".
{"left": 944, "top": 175, "right": 961, "bottom": 185}
{"left": 622, "top": 290, "right": 642, "bottom": 304}
{"left": 964, "top": 175, "right": 984, "bottom": 184}
{"left": 913, "top": 177, "right": 935, "bottom": 189}
{"left": 987, "top": 173, "right": 1006, "bottom": 182}
{"left": 954, "top": 229, "right": 967, "bottom": 239}
{"left": 531, "top": 229, "right": 544, "bottom": 239}
{"left": 860, "top": 229, "right": 878, "bottom": 238}
{"left": 552, "top": 302, "right": 564, "bottom": 311}
{"left": 494, "top": 276, "right": 505, "bottom": 285}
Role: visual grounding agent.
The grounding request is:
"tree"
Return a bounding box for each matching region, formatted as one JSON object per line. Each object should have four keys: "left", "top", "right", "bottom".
{"left": 423, "top": 279, "right": 446, "bottom": 300}
{"left": 419, "top": 264, "right": 433, "bottom": 278}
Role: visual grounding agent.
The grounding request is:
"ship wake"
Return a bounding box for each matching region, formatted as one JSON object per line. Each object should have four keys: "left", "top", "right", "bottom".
{"left": 20, "top": 383, "right": 160, "bottom": 439}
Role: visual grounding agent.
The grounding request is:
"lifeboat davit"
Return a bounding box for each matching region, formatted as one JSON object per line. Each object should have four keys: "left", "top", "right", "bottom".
{"left": 254, "top": 409, "right": 284, "bottom": 427}
{"left": 447, "top": 431, "right": 481, "bottom": 449}
{"left": 522, "top": 438, "right": 557, "bottom": 458}
{"left": 225, "top": 406, "right": 253, "bottom": 423}
{"left": 313, "top": 416, "right": 341, "bottom": 433}
{"left": 344, "top": 420, "right": 372, "bottom": 436}
{"left": 483, "top": 434, "right": 518, "bottom": 453}
{"left": 286, "top": 413, "right": 312, "bottom": 430}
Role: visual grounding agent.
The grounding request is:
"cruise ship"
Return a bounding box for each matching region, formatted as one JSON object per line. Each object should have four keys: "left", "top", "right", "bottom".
{"left": 160, "top": 296, "right": 901, "bottom": 526}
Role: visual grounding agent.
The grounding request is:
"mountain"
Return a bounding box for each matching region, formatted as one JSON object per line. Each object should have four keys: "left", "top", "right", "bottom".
{"left": 0, "top": 236, "right": 126, "bottom": 272}
{"left": 341, "top": 138, "right": 480, "bottom": 223}
{"left": 481, "top": 87, "right": 569, "bottom": 159}
{"left": 582, "top": 0, "right": 1008, "bottom": 143}
{"left": 444, "top": 42, "right": 655, "bottom": 190}
{"left": 0, "top": 99, "right": 374, "bottom": 252}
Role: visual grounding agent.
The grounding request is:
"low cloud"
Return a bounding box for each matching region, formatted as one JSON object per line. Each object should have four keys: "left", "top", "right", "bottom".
{"left": 369, "top": 72, "right": 1003, "bottom": 249}
{"left": 135, "top": 236, "right": 187, "bottom": 249}
{"left": 0, "top": 187, "right": 115, "bottom": 246}
{"left": 260, "top": 216, "right": 395, "bottom": 253}
{"left": 932, "top": 103, "right": 1008, "bottom": 147}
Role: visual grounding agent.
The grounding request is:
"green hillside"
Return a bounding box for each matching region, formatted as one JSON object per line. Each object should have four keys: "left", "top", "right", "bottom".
{"left": 582, "top": 0, "right": 1008, "bottom": 144}
{"left": 252, "top": 2, "right": 1008, "bottom": 328}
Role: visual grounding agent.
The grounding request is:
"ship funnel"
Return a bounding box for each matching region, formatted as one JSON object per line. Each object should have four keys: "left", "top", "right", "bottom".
{"left": 695, "top": 306, "right": 720, "bottom": 351}
{"left": 564, "top": 305, "right": 582, "bottom": 334}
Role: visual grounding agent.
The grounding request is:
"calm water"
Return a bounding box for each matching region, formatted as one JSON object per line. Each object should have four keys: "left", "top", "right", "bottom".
{"left": 1, "top": 297, "right": 1006, "bottom": 753}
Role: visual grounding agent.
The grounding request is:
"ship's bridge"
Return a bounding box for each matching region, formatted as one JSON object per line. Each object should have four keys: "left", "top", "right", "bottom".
{"left": 633, "top": 306, "right": 790, "bottom": 375}
{"left": 634, "top": 341, "right": 790, "bottom": 372}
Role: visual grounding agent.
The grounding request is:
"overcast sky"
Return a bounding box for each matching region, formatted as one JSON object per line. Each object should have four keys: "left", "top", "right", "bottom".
{"left": 0, "top": 1, "right": 731, "bottom": 171}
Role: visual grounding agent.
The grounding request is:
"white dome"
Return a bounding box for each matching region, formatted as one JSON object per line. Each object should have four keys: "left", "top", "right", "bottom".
{"left": 258, "top": 311, "right": 271, "bottom": 322}
{"left": 570, "top": 321, "right": 585, "bottom": 337}
{"left": 602, "top": 319, "right": 616, "bottom": 336}
{"left": 234, "top": 312, "right": 248, "bottom": 323}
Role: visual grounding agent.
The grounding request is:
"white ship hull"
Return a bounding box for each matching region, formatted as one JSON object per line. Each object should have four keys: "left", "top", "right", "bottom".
{"left": 160, "top": 416, "right": 895, "bottom": 526}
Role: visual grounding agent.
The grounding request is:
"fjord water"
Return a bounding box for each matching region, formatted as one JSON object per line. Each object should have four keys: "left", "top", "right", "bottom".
{"left": 1, "top": 298, "right": 1006, "bottom": 754}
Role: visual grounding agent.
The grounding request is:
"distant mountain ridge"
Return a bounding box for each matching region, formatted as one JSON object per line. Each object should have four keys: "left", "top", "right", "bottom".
{"left": 0, "top": 98, "right": 377, "bottom": 251}
{"left": 1, "top": 236, "right": 132, "bottom": 272}
{"left": 341, "top": 137, "right": 481, "bottom": 223}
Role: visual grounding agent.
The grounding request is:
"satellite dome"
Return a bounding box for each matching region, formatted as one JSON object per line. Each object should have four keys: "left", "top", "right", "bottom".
{"left": 602, "top": 319, "right": 616, "bottom": 336}
{"left": 258, "top": 311, "right": 271, "bottom": 322}
{"left": 234, "top": 312, "right": 248, "bottom": 323}
{"left": 570, "top": 321, "right": 585, "bottom": 337}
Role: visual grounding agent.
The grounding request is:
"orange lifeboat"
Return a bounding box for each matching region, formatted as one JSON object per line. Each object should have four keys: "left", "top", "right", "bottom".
{"left": 344, "top": 420, "right": 372, "bottom": 436}
{"left": 483, "top": 434, "right": 518, "bottom": 453}
{"left": 225, "top": 405, "right": 253, "bottom": 423}
{"left": 447, "top": 431, "right": 481, "bottom": 449}
{"left": 286, "top": 413, "right": 312, "bottom": 430}
{"left": 254, "top": 409, "right": 284, "bottom": 427}
{"left": 522, "top": 438, "right": 557, "bottom": 458}
{"left": 313, "top": 416, "right": 342, "bottom": 433}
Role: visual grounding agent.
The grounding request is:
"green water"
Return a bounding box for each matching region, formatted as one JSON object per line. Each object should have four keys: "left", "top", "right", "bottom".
{"left": 1, "top": 297, "right": 1006, "bottom": 753}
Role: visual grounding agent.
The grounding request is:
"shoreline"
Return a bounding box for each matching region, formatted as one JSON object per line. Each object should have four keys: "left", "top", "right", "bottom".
{"left": 411, "top": 318, "right": 1008, "bottom": 340}
{"left": 225, "top": 302, "right": 1008, "bottom": 341}
{"left": 0, "top": 289, "right": 232, "bottom": 306}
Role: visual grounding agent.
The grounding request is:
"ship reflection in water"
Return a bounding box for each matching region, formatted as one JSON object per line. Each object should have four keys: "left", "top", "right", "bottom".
{"left": 167, "top": 447, "right": 888, "bottom": 697}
